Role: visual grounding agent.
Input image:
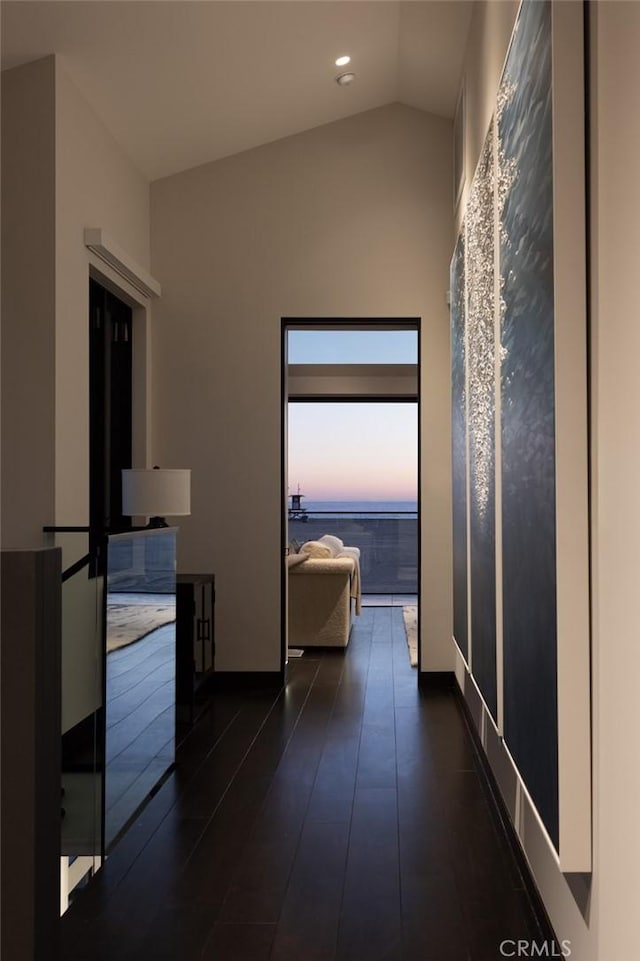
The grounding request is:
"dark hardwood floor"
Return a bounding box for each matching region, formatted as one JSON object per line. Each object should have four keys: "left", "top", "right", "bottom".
{"left": 61, "top": 608, "right": 548, "bottom": 961}
{"left": 105, "top": 622, "right": 175, "bottom": 847}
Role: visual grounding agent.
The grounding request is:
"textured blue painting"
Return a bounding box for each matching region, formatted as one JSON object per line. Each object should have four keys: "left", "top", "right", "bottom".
{"left": 467, "top": 126, "right": 497, "bottom": 721}
{"left": 499, "top": 0, "right": 558, "bottom": 848}
{"left": 451, "top": 231, "right": 467, "bottom": 661}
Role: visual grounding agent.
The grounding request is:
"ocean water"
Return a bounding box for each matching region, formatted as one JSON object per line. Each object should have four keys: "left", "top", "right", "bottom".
{"left": 295, "top": 500, "right": 417, "bottom": 518}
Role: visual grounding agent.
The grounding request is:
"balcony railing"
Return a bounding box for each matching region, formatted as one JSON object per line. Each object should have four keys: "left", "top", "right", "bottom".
{"left": 288, "top": 511, "right": 418, "bottom": 594}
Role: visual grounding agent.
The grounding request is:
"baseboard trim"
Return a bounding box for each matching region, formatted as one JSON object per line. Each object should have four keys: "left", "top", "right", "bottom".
{"left": 213, "top": 671, "right": 284, "bottom": 693}
{"left": 417, "top": 670, "right": 456, "bottom": 689}
{"left": 453, "top": 682, "right": 561, "bottom": 949}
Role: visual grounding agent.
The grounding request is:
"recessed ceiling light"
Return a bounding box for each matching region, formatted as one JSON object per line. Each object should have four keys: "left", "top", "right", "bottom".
{"left": 335, "top": 55, "right": 351, "bottom": 67}
{"left": 336, "top": 72, "right": 356, "bottom": 86}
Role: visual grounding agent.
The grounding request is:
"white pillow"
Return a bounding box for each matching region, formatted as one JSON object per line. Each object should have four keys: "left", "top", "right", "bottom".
{"left": 317, "top": 534, "right": 344, "bottom": 557}
{"left": 339, "top": 546, "right": 361, "bottom": 562}
{"left": 300, "top": 540, "right": 332, "bottom": 559}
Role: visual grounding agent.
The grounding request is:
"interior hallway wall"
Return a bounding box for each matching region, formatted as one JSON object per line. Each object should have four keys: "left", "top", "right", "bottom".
{"left": 1, "top": 55, "right": 151, "bottom": 732}
{"left": 455, "top": 0, "right": 519, "bottom": 236}
{"left": 589, "top": 2, "right": 640, "bottom": 957}
{"left": 1, "top": 57, "right": 56, "bottom": 548}
{"left": 55, "top": 57, "right": 150, "bottom": 525}
{"left": 1, "top": 55, "right": 151, "bottom": 541}
{"left": 150, "top": 103, "right": 453, "bottom": 673}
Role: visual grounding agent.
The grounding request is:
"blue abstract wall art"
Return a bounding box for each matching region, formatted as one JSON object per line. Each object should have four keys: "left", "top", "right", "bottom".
{"left": 451, "top": 230, "right": 468, "bottom": 661}
{"left": 450, "top": 0, "right": 562, "bottom": 848}
{"left": 498, "top": 0, "right": 558, "bottom": 849}
{"left": 467, "top": 125, "right": 497, "bottom": 721}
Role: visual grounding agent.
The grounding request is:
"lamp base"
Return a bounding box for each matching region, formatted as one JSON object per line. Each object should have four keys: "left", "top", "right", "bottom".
{"left": 147, "top": 516, "right": 169, "bottom": 529}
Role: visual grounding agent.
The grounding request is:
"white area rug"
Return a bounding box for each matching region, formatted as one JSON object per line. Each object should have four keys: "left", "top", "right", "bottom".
{"left": 402, "top": 606, "right": 418, "bottom": 668}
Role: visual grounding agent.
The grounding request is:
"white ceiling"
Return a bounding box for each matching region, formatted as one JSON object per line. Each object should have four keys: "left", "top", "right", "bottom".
{"left": 1, "top": 1, "right": 473, "bottom": 182}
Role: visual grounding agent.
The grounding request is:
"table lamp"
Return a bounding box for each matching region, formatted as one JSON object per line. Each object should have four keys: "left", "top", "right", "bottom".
{"left": 122, "top": 467, "right": 191, "bottom": 527}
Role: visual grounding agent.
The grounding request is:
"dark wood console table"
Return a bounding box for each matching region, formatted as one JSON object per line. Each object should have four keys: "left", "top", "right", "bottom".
{"left": 176, "top": 573, "right": 215, "bottom": 731}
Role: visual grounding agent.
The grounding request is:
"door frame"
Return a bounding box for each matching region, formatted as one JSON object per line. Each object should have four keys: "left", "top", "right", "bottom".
{"left": 280, "top": 318, "right": 422, "bottom": 677}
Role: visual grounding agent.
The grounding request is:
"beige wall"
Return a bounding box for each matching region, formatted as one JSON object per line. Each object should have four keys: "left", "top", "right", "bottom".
{"left": 2, "top": 56, "right": 151, "bottom": 730}
{"left": 287, "top": 364, "right": 418, "bottom": 399}
{"left": 1, "top": 56, "right": 151, "bottom": 542}
{"left": 151, "top": 103, "right": 454, "bottom": 673}
{"left": 455, "top": 0, "right": 519, "bottom": 236}
{"left": 1, "top": 57, "right": 56, "bottom": 548}
{"left": 53, "top": 60, "right": 151, "bottom": 730}
{"left": 55, "top": 58, "right": 150, "bottom": 525}
{"left": 590, "top": 3, "right": 640, "bottom": 958}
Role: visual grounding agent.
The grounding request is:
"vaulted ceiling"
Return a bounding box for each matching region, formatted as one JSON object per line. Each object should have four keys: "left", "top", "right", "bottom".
{"left": 1, "top": 1, "right": 473, "bottom": 181}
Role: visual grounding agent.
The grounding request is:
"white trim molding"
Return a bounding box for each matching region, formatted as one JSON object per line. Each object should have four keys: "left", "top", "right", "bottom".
{"left": 84, "top": 228, "right": 161, "bottom": 299}
{"left": 551, "top": 0, "right": 591, "bottom": 874}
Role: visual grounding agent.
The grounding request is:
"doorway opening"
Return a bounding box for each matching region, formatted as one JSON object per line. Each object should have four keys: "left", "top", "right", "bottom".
{"left": 89, "top": 277, "right": 133, "bottom": 538}
{"left": 281, "top": 320, "right": 420, "bottom": 673}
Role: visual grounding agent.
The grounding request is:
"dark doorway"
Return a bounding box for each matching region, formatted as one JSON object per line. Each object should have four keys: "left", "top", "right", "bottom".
{"left": 89, "top": 278, "right": 133, "bottom": 535}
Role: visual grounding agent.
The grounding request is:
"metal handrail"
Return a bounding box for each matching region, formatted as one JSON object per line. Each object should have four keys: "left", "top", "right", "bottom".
{"left": 291, "top": 510, "right": 416, "bottom": 515}
{"left": 43, "top": 526, "right": 99, "bottom": 581}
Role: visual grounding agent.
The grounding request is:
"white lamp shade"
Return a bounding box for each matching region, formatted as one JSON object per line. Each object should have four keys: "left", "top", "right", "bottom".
{"left": 122, "top": 469, "right": 191, "bottom": 518}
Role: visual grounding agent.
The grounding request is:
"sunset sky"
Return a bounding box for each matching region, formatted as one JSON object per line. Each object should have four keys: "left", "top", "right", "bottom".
{"left": 288, "top": 402, "right": 417, "bottom": 502}
{"left": 287, "top": 330, "right": 418, "bottom": 502}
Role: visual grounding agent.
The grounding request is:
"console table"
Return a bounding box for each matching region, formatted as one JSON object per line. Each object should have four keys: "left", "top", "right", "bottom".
{"left": 176, "top": 573, "right": 215, "bottom": 731}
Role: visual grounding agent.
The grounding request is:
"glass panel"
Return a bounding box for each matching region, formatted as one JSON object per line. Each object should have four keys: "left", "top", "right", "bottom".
{"left": 42, "top": 530, "right": 104, "bottom": 912}
{"left": 289, "top": 512, "right": 418, "bottom": 594}
{"left": 288, "top": 330, "right": 418, "bottom": 365}
{"left": 105, "top": 528, "right": 176, "bottom": 851}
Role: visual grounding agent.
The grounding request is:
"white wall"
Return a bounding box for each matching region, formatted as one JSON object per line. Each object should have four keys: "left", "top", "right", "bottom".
{"left": 150, "top": 103, "right": 454, "bottom": 673}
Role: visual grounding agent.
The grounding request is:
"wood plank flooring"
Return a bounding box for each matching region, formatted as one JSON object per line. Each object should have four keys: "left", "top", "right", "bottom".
{"left": 61, "top": 608, "right": 549, "bottom": 961}
{"left": 106, "top": 623, "right": 175, "bottom": 847}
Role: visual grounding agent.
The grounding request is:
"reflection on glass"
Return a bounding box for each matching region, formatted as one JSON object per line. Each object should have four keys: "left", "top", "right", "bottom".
{"left": 288, "top": 514, "right": 418, "bottom": 593}
{"left": 43, "top": 530, "right": 104, "bottom": 913}
{"left": 105, "top": 528, "right": 176, "bottom": 851}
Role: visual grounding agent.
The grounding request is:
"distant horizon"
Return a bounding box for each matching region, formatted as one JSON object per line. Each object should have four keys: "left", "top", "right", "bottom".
{"left": 289, "top": 495, "right": 418, "bottom": 517}
{"left": 289, "top": 495, "right": 417, "bottom": 504}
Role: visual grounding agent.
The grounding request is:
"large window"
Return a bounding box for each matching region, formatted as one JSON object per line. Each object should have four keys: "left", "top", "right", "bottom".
{"left": 285, "top": 324, "right": 419, "bottom": 595}
{"left": 288, "top": 402, "right": 417, "bottom": 505}
{"left": 288, "top": 401, "right": 417, "bottom": 594}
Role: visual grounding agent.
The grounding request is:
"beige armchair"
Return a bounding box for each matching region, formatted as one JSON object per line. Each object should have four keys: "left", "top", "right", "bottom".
{"left": 288, "top": 555, "right": 356, "bottom": 648}
{"left": 287, "top": 535, "right": 362, "bottom": 648}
